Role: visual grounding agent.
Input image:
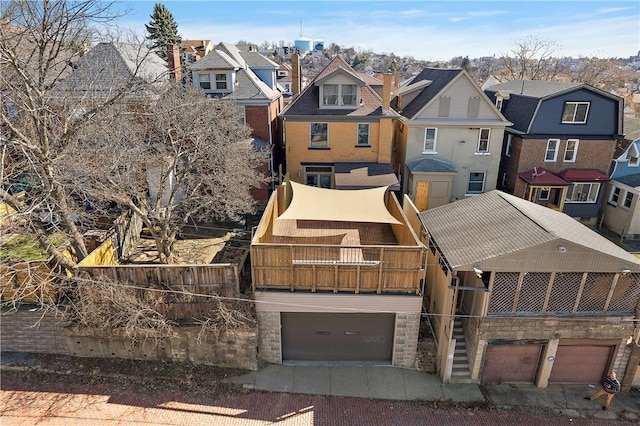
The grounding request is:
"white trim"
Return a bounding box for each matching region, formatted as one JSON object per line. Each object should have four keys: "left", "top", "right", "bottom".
{"left": 563, "top": 139, "right": 579, "bottom": 162}
{"left": 623, "top": 191, "right": 633, "bottom": 209}
{"left": 477, "top": 128, "right": 490, "bottom": 153}
{"left": 545, "top": 139, "right": 559, "bottom": 162}
{"left": 561, "top": 101, "right": 590, "bottom": 124}
{"left": 423, "top": 127, "right": 437, "bottom": 153}
{"left": 505, "top": 134, "right": 513, "bottom": 157}
{"left": 357, "top": 123, "right": 370, "bottom": 146}
{"left": 608, "top": 186, "right": 621, "bottom": 206}
{"left": 467, "top": 171, "right": 486, "bottom": 194}
{"left": 565, "top": 182, "right": 601, "bottom": 203}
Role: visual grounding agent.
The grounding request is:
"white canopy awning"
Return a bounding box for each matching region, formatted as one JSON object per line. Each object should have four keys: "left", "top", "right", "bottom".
{"left": 277, "top": 181, "right": 401, "bottom": 224}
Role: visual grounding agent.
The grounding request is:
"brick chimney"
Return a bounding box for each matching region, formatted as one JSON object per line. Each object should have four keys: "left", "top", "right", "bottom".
{"left": 291, "top": 54, "right": 301, "bottom": 95}
{"left": 382, "top": 73, "right": 392, "bottom": 114}
{"left": 167, "top": 44, "right": 182, "bottom": 82}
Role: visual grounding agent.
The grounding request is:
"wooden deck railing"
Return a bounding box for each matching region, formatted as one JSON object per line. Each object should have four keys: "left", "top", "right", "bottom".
{"left": 251, "top": 243, "right": 424, "bottom": 294}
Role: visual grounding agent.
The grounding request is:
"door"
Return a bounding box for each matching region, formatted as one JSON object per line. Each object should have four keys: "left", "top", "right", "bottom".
{"left": 415, "top": 181, "right": 429, "bottom": 211}
{"left": 482, "top": 344, "right": 543, "bottom": 383}
{"left": 281, "top": 313, "right": 395, "bottom": 362}
{"left": 549, "top": 344, "right": 613, "bottom": 383}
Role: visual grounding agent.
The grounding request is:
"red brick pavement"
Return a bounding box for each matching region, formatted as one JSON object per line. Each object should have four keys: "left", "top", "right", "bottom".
{"left": 0, "top": 373, "right": 619, "bottom": 425}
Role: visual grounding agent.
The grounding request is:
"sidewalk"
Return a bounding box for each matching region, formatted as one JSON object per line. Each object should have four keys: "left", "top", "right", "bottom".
{"left": 224, "top": 364, "right": 640, "bottom": 422}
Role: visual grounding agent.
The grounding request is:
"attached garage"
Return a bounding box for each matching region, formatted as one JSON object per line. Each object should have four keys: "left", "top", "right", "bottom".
{"left": 549, "top": 342, "right": 615, "bottom": 383}
{"left": 482, "top": 343, "right": 543, "bottom": 384}
{"left": 281, "top": 312, "right": 395, "bottom": 362}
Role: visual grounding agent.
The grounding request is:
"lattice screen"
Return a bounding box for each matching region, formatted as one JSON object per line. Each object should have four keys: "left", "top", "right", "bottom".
{"left": 488, "top": 272, "right": 519, "bottom": 314}
{"left": 607, "top": 273, "right": 640, "bottom": 312}
{"left": 516, "top": 273, "right": 550, "bottom": 312}
{"left": 577, "top": 273, "right": 613, "bottom": 312}
{"left": 547, "top": 273, "right": 583, "bottom": 312}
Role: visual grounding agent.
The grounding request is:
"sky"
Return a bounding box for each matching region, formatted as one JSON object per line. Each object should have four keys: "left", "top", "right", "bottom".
{"left": 111, "top": 0, "right": 640, "bottom": 61}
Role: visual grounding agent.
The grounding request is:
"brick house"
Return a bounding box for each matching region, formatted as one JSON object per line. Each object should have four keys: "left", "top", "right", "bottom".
{"left": 485, "top": 80, "right": 624, "bottom": 222}
{"left": 189, "top": 43, "right": 284, "bottom": 200}
{"left": 281, "top": 55, "right": 399, "bottom": 190}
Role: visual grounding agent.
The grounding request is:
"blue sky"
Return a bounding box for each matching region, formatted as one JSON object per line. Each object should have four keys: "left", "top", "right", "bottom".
{"left": 112, "top": 1, "right": 640, "bottom": 61}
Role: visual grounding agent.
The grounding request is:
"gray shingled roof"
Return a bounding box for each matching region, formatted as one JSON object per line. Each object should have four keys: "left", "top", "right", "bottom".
{"left": 393, "top": 68, "right": 463, "bottom": 119}
{"left": 485, "top": 80, "right": 580, "bottom": 98}
{"left": 240, "top": 51, "right": 278, "bottom": 68}
{"left": 52, "top": 42, "right": 168, "bottom": 96}
{"left": 418, "top": 190, "right": 640, "bottom": 268}
{"left": 407, "top": 157, "right": 457, "bottom": 173}
{"left": 615, "top": 173, "right": 640, "bottom": 188}
{"left": 189, "top": 49, "right": 241, "bottom": 70}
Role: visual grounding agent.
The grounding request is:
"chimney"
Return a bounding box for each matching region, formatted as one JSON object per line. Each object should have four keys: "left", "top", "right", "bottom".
{"left": 382, "top": 73, "right": 392, "bottom": 114}
{"left": 291, "top": 54, "right": 301, "bottom": 95}
{"left": 394, "top": 71, "right": 399, "bottom": 87}
{"left": 167, "top": 44, "right": 182, "bottom": 82}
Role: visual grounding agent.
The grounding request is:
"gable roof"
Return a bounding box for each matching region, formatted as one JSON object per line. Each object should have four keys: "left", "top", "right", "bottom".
{"left": 283, "top": 55, "right": 397, "bottom": 118}
{"left": 393, "top": 68, "right": 463, "bottom": 119}
{"left": 240, "top": 51, "right": 278, "bottom": 68}
{"left": 418, "top": 190, "right": 640, "bottom": 270}
{"left": 52, "top": 42, "right": 168, "bottom": 97}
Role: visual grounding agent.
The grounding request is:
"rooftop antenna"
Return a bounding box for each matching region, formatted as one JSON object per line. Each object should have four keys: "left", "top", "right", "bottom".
{"left": 299, "top": 18, "right": 303, "bottom": 37}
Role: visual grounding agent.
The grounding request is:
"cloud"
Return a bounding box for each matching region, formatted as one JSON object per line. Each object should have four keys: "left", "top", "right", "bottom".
{"left": 399, "top": 9, "right": 423, "bottom": 17}
{"left": 597, "top": 7, "right": 633, "bottom": 14}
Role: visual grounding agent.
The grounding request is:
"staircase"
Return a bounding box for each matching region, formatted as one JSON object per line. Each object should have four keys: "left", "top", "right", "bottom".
{"left": 450, "top": 317, "right": 473, "bottom": 383}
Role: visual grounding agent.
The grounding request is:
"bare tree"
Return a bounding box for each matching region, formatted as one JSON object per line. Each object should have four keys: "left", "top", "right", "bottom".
{"left": 0, "top": 0, "right": 156, "bottom": 271}
{"left": 498, "top": 35, "right": 561, "bottom": 81}
{"left": 66, "top": 84, "right": 266, "bottom": 264}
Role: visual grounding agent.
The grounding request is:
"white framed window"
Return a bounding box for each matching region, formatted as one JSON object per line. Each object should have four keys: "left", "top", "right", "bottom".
{"left": 545, "top": 139, "right": 559, "bottom": 162}
{"left": 305, "top": 166, "right": 333, "bottom": 188}
{"left": 310, "top": 123, "right": 328, "bottom": 148}
{"left": 562, "top": 101, "right": 590, "bottom": 123}
{"left": 467, "top": 171, "right": 486, "bottom": 194}
{"left": 215, "top": 73, "right": 227, "bottom": 90}
{"left": 501, "top": 172, "right": 507, "bottom": 188}
{"left": 563, "top": 139, "right": 579, "bottom": 162}
{"left": 423, "top": 128, "right": 437, "bottom": 153}
{"left": 357, "top": 123, "right": 370, "bottom": 146}
{"left": 236, "top": 106, "right": 246, "bottom": 124}
{"left": 623, "top": 191, "right": 633, "bottom": 209}
{"left": 505, "top": 134, "right": 513, "bottom": 157}
{"left": 609, "top": 186, "right": 621, "bottom": 205}
{"left": 277, "top": 70, "right": 288, "bottom": 77}
{"left": 477, "top": 128, "right": 490, "bottom": 154}
{"left": 629, "top": 154, "right": 640, "bottom": 167}
{"left": 198, "top": 74, "right": 211, "bottom": 90}
{"left": 565, "top": 182, "right": 600, "bottom": 203}
{"left": 539, "top": 187, "right": 550, "bottom": 201}
{"left": 495, "top": 97, "right": 503, "bottom": 111}
{"left": 321, "top": 83, "right": 357, "bottom": 107}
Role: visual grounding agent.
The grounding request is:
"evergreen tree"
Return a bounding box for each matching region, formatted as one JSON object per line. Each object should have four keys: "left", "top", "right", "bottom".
{"left": 145, "top": 3, "right": 182, "bottom": 60}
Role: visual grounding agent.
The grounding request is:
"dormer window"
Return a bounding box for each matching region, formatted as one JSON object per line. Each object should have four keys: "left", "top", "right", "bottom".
{"left": 215, "top": 73, "right": 228, "bottom": 90}
{"left": 321, "top": 83, "right": 358, "bottom": 107}
{"left": 562, "top": 101, "right": 589, "bottom": 123}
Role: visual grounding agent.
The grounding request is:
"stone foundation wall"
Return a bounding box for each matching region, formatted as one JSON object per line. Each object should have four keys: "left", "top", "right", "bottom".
{"left": 256, "top": 311, "right": 282, "bottom": 364}
{"left": 1, "top": 307, "right": 257, "bottom": 370}
{"left": 394, "top": 313, "right": 421, "bottom": 368}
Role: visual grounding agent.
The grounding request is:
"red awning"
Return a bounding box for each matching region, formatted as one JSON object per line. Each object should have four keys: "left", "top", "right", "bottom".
{"left": 559, "top": 169, "right": 610, "bottom": 182}
{"left": 518, "top": 167, "right": 570, "bottom": 185}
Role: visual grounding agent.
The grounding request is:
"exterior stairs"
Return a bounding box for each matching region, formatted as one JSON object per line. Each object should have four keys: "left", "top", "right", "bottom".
{"left": 450, "top": 317, "right": 474, "bottom": 383}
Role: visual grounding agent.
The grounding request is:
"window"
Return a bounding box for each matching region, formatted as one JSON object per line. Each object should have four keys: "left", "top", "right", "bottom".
{"left": 495, "top": 97, "right": 503, "bottom": 111}
{"left": 563, "top": 139, "right": 579, "bottom": 162}
{"left": 505, "top": 134, "right": 513, "bottom": 157}
{"left": 565, "top": 183, "right": 600, "bottom": 203}
{"left": 562, "top": 101, "right": 589, "bottom": 123}
{"left": 323, "top": 84, "right": 338, "bottom": 105}
{"left": 539, "top": 187, "right": 550, "bottom": 201}
{"left": 629, "top": 153, "right": 640, "bottom": 167}
{"left": 321, "top": 83, "right": 357, "bottom": 107}
{"left": 198, "top": 74, "right": 211, "bottom": 90}
{"left": 438, "top": 95, "right": 450, "bottom": 117}
{"left": 423, "top": 128, "right": 437, "bottom": 153}
{"left": 305, "top": 166, "right": 333, "bottom": 188}
{"left": 545, "top": 139, "right": 559, "bottom": 162}
{"left": 341, "top": 84, "right": 357, "bottom": 106}
{"left": 501, "top": 172, "right": 507, "bottom": 188}
{"left": 609, "top": 186, "right": 621, "bottom": 205}
{"left": 277, "top": 70, "right": 288, "bottom": 77}
{"left": 236, "top": 106, "right": 245, "bottom": 124}
{"left": 467, "top": 171, "right": 486, "bottom": 194}
{"left": 310, "top": 123, "right": 328, "bottom": 148}
{"left": 215, "top": 73, "right": 227, "bottom": 90}
{"left": 477, "top": 128, "right": 490, "bottom": 153}
{"left": 467, "top": 96, "right": 480, "bottom": 118}
{"left": 623, "top": 191, "right": 633, "bottom": 209}
{"left": 357, "top": 123, "right": 369, "bottom": 146}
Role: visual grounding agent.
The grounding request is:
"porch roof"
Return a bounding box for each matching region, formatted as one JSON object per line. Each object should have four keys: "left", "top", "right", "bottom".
{"left": 559, "top": 168, "right": 610, "bottom": 182}
{"left": 518, "top": 167, "right": 570, "bottom": 185}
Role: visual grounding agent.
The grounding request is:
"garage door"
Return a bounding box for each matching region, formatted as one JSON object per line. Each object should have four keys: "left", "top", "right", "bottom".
{"left": 482, "top": 344, "right": 543, "bottom": 384}
{"left": 281, "top": 313, "right": 394, "bottom": 362}
{"left": 549, "top": 345, "right": 613, "bottom": 383}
